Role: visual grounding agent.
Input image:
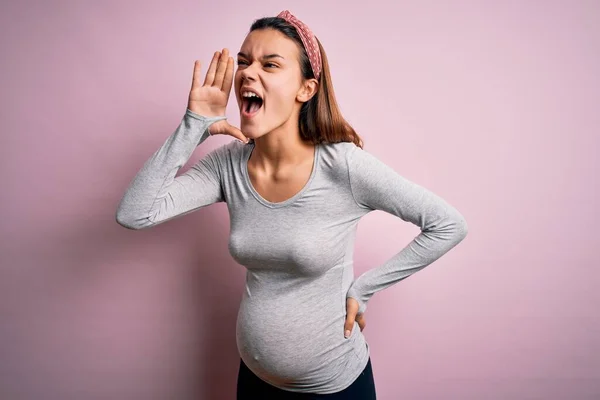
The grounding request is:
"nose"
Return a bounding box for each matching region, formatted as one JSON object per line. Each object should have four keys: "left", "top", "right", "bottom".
{"left": 240, "top": 71, "right": 255, "bottom": 83}
{"left": 240, "top": 62, "right": 259, "bottom": 82}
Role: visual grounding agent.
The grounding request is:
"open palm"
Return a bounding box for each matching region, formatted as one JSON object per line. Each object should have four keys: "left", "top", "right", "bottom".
{"left": 187, "top": 48, "right": 247, "bottom": 141}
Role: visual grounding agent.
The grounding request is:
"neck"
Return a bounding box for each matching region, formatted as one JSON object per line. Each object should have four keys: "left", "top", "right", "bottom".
{"left": 250, "top": 111, "right": 314, "bottom": 171}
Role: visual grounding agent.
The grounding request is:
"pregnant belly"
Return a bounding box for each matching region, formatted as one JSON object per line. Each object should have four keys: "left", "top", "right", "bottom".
{"left": 235, "top": 293, "right": 355, "bottom": 385}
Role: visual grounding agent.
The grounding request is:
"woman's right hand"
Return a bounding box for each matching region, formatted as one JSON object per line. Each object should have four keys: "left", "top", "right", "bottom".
{"left": 188, "top": 48, "right": 249, "bottom": 142}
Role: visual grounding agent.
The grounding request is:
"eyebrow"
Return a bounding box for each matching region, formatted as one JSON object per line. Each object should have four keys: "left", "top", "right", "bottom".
{"left": 237, "top": 52, "right": 285, "bottom": 60}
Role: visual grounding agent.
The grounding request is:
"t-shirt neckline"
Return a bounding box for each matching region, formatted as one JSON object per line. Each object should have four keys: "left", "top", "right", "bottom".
{"left": 242, "top": 141, "right": 320, "bottom": 209}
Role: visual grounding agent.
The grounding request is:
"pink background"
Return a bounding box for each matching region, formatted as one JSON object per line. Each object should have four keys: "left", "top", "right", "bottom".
{"left": 1, "top": 0, "right": 598, "bottom": 399}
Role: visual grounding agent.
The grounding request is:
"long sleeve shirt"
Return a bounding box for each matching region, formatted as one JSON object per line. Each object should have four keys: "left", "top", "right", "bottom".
{"left": 116, "top": 109, "right": 468, "bottom": 394}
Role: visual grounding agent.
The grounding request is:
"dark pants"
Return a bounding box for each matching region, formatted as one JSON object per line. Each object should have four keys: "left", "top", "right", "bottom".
{"left": 236, "top": 357, "right": 377, "bottom": 399}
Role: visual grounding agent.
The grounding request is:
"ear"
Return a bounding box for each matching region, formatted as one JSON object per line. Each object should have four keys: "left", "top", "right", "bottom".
{"left": 296, "top": 78, "right": 319, "bottom": 103}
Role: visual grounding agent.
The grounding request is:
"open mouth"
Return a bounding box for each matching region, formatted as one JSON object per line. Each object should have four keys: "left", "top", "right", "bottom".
{"left": 241, "top": 92, "right": 263, "bottom": 118}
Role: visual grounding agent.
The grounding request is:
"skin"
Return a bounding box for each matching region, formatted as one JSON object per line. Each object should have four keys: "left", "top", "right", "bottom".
{"left": 186, "top": 29, "right": 366, "bottom": 338}
{"left": 234, "top": 28, "right": 321, "bottom": 200}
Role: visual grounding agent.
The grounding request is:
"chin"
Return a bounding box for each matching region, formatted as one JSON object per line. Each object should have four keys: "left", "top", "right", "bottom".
{"left": 242, "top": 131, "right": 261, "bottom": 140}
{"left": 239, "top": 124, "right": 257, "bottom": 138}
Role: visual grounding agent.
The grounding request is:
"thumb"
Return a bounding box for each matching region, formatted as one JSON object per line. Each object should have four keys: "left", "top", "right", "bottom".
{"left": 224, "top": 122, "right": 250, "bottom": 143}
{"left": 344, "top": 298, "right": 358, "bottom": 339}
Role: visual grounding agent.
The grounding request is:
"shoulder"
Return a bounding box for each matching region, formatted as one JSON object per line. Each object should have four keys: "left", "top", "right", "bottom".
{"left": 319, "top": 140, "right": 380, "bottom": 172}
{"left": 316, "top": 141, "right": 361, "bottom": 184}
{"left": 319, "top": 141, "right": 359, "bottom": 166}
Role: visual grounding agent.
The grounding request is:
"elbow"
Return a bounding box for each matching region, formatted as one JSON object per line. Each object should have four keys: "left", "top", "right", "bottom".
{"left": 436, "top": 209, "right": 468, "bottom": 243}
{"left": 456, "top": 217, "right": 468, "bottom": 241}
{"left": 115, "top": 208, "right": 150, "bottom": 230}
{"left": 425, "top": 212, "right": 468, "bottom": 245}
{"left": 451, "top": 213, "right": 468, "bottom": 243}
{"left": 115, "top": 211, "right": 139, "bottom": 230}
{"left": 115, "top": 195, "right": 156, "bottom": 230}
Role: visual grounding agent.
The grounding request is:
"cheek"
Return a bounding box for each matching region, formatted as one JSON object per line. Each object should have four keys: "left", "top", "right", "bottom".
{"left": 234, "top": 74, "right": 242, "bottom": 103}
{"left": 269, "top": 79, "right": 299, "bottom": 105}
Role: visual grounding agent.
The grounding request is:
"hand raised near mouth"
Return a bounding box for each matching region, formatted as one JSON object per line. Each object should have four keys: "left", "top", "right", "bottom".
{"left": 187, "top": 48, "right": 249, "bottom": 143}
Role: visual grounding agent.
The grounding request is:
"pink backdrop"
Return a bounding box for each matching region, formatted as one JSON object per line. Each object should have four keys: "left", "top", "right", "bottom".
{"left": 1, "top": 1, "right": 598, "bottom": 399}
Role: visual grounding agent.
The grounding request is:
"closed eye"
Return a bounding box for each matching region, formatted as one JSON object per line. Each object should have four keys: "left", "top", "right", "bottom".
{"left": 236, "top": 60, "right": 278, "bottom": 68}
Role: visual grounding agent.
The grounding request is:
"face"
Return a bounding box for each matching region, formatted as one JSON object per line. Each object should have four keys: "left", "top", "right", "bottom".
{"left": 234, "top": 28, "right": 317, "bottom": 138}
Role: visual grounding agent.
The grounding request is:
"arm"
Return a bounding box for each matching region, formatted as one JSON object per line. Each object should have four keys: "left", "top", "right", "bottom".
{"left": 345, "top": 145, "right": 469, "bottom": 314}
{"left": 115, "top": 109, "right": 227, "bottom": 230}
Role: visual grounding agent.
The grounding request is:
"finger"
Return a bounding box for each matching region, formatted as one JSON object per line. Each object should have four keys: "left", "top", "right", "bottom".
{"left": 226, "top": 123, "right": 250, "bottom": 143}
{"left": 356, "top": 315, "right": 366, "bottom": 331}
{"left": 203, "top": 51, "right": 220, "bottom": 86}
{"left": 221, "top": 57, "right": 234, "bottom": 94}
{"left": 191, "top": 60, "right": 202, "bottom": 91}
{"left": 213, "top": 48, "right": 229, "bottom": 89}
{"left": 344, "top": 300, "right": 358, "bottom": 338}
{"left": 344, "top": 315, "right": 355, "bottom": 338}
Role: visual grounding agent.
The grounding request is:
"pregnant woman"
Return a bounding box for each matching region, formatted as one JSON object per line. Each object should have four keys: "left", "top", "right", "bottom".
{"left": 116, "top": 10, "right": 468, "bottom": 399}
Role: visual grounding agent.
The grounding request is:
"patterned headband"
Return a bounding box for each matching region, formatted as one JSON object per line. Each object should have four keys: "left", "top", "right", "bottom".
{"left": 276, "top": 10, "right": 322, "bottom": 80}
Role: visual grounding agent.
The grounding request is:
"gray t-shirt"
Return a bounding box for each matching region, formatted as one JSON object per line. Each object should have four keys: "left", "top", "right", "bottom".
{"left": 116, "top": 109, "right": 468, "bottom": 394}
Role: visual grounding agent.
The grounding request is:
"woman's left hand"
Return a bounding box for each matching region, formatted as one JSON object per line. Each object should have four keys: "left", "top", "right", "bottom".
{"left": 344, "top": 297, "right": 366, "bottom": 338}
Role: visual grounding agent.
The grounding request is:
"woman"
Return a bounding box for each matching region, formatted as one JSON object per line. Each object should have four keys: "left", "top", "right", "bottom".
{"left": 116, "top": 10, "right": 468, "bottom": 399}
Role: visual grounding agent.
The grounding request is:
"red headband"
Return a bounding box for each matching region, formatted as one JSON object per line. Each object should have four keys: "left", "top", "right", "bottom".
{"left": 276, "top": 10, "right": 322, "bottom": 80}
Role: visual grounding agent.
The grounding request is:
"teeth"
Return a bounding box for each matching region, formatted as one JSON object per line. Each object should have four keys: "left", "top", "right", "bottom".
{"left": 242, "top": 91, "right": 261, "bottom": 99}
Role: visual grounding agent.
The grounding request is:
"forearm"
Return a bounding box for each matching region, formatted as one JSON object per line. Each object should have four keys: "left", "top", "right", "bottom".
{"left": 115, "top": 110, "right": 226, "bottom": 229}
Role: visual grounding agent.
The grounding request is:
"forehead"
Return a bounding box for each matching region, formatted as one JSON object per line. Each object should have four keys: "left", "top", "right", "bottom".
{"left": 239, "top": 28, "right": 300, "bottom": 60}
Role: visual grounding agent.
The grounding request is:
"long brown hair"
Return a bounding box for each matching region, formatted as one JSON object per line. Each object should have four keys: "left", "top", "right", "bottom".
{"left": 249, "top": 17, "right": 364, "bottom": 149}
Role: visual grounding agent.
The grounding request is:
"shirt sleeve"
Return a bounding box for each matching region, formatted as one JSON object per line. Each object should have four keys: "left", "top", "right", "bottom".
{"left": 115, "top": 109, "right": 228, "bottom": 230}
{"left": 345, "top": 144, "right": 469, "bottom": 314}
